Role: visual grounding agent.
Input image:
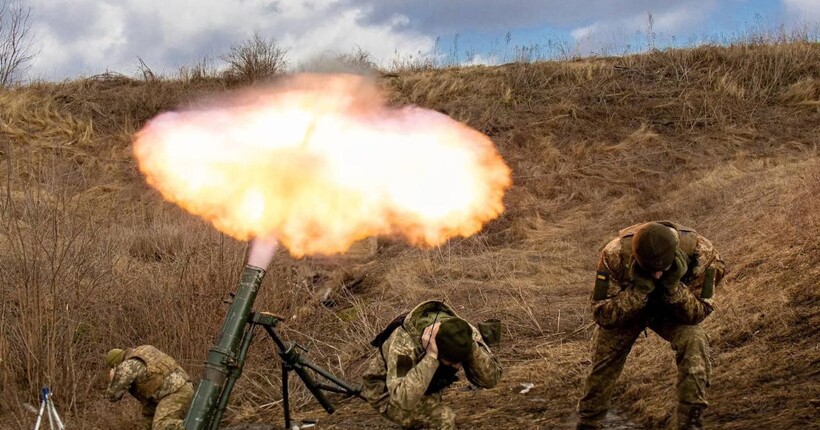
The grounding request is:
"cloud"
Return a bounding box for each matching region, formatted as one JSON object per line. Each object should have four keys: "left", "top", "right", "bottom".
{"left": 783, "top": 0, "right": 820, "bottom": 21}
{"left": 27, "top": 0, "right": 434, "bottom": 80}
{"left": 568, "top": 3, "right": 718, "bottom": 55}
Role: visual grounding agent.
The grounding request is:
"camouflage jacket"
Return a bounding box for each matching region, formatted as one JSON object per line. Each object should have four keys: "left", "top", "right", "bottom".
{"left": 591, "top": 223, "right": 725, "bottom": 328}
{"left": 360, "top": 301, "right": 502, "bottom": 412}
{"left": 107, "top": 346, "right": 190, "bottom": 404}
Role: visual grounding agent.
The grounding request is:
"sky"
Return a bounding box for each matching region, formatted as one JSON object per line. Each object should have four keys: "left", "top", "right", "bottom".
{"left": 20, "top": 0, "right": 820, "bottom": 81}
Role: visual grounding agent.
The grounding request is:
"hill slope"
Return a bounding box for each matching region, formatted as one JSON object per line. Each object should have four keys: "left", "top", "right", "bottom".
{"left": 1, "top": 42, "right": 818, "bottom": 429}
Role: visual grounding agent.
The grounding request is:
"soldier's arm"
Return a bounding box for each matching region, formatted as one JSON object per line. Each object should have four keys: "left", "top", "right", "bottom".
{"left": 591, "top": 240, "right": 649, "bottom": 329}
{"left": 663, "top": 236, "right": 725, "bottom": 324}
{"left": 107, "top": 359, "right": 146, "bottom": 402}
{"left": 464, "top": 326, "right": 502, "bottom": 388}
{"left": 384, "top": 331, "right": 439, "bottom": 411}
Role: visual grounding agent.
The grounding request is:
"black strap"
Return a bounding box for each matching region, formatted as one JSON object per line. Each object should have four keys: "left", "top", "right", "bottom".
{"left": 372, "top": 312, "right": 409, "bottom": 366}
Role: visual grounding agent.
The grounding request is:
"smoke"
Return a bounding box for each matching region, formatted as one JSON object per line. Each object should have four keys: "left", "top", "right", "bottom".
{"left": 299, "top": 56, "right": 378, "bottom": 78}
{"left": 247, "top": 237, "right": 279, "bottom": 269}
{"left": 296, "top": 52, "right": 380, "bottom": 77}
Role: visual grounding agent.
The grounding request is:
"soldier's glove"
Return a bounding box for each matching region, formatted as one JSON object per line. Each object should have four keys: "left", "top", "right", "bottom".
{"left": 630, "top": 262, "right": 655, "bottom": 295}
{"left": 659, "top": 248, "right": 688, "bottom": 293}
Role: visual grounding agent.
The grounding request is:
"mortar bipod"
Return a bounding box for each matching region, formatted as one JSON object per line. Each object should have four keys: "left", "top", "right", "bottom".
{"left": 209, "top": 311, "right": 364, "bottom": 430}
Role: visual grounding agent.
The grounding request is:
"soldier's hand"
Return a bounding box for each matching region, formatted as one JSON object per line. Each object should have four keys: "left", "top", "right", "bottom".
{"left": 659, "top": 248, "right": 688, "bottom": 292}
{"left": 630, "top": 262, "right": 656, "bottom": 295}
{"left": 422, "top": 322, "right": 441, "bottom": 359}
{"left": 108, "top": 368, "right": 115, "bottom": 382}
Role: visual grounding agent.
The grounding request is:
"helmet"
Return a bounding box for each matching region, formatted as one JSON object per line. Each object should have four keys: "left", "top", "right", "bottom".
{"left": 105, "top": 348, "right": 126, "bottom": 368}
{"left": 435, "top": 318, "right": 474, "bottom": 363}
{"left": 632, "top": 222, "right": 677, "bottom": 272}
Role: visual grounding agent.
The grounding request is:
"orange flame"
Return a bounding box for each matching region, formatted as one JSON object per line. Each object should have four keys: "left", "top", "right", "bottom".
{"left": 133, "top": 74, "right": 511, "bottom": 257}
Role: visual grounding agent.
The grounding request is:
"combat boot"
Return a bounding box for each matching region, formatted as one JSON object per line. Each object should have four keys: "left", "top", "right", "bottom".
{"left": 675, "top": 403, "right": 705, "bottom": 430}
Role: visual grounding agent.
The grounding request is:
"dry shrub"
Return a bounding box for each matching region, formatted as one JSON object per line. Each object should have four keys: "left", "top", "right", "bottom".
{"left": 222, "top": 32, "right": 289, "bottom": 84}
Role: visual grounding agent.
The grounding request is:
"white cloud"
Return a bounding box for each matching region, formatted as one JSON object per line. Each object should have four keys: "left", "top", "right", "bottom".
{"left": 571, "top": 24, "right": 597, "bottom": 41}
{"left": 282, "top": 9, "right": 435, "bottom": 69}
{"left": 783, "top": 0, "right": 820, "bottom": 21}
{"left": 462, "top": 53, "right": 499, "bottom": 66}
{"left": 27, "top": 0, "right": 434, "bottom": 80}
{"left": 568, "top": 4, "right": 717, "bottom": 55}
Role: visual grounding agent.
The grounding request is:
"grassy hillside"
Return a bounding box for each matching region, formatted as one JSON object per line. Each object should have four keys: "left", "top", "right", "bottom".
{"left": 1, "top": 42, "right": 818, "bottom": 429}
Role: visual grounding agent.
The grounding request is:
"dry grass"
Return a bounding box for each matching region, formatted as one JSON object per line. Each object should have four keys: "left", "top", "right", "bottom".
{"left": 1, "top": 42, "right": 819, "bottom": 429}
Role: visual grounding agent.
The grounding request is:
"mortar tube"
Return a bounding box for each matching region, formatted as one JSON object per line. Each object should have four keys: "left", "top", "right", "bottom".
{"left": 184, "top": 265, "right": 266, "bottom": 430}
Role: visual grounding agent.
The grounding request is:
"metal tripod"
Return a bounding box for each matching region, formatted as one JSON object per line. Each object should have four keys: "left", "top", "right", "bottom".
{"left": 209, "top": 310, "right": 363, "bottom": 430}
{"left": 33, "top": 387, "right": 65, "bottom": 430}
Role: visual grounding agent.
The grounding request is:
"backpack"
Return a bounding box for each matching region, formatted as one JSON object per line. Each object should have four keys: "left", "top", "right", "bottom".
{"left": 370, "top": 312, "right": 409, "bottom": 348}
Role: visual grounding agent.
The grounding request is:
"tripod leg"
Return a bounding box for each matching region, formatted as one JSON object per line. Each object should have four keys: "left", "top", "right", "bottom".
{"left": 45, "top": 398, "right": 55, "bottom": 430}
{"left": 48, "top": 398, "right": 65, "bottom": 430}
{"left": 299, "top": 358, "right": 361, "bottom": 397}
{"left": 33, "top": 401, "right": 46, "bottom": 430}
{"left": 282, "top": 362, "right": 291, "bottom": 430}
{"left": 289, "top": 363, "right": 334, "bottom": 414}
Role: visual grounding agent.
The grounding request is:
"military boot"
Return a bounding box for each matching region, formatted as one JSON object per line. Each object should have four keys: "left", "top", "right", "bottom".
{"left": 675, "top": 403, "right": 705, "bottom": 430}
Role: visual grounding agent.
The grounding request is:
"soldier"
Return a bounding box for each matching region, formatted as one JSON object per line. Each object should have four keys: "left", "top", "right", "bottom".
{"left": 576, "top": 221, "right": 725, "bottom": 430}
{"left": 106, "top": 345, "right": 194, "bottom": 430}
{"left": 361, "top": 300, "right": 502, "bottom": 429}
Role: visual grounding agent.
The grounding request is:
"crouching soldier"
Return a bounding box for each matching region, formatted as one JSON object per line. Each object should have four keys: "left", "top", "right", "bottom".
{"left": 361, "top": 300, "right": 502, "bottom": 429}
{"left": 577, "top": 221, "right": 725, "bottom": 430}
{"left": 106, "top": 345, "right": 194, "bottom": 430}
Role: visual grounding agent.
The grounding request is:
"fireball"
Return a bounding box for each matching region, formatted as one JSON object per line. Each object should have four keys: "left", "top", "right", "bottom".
{"left": 133, "top": 73, "right": 511, "bottom": 257}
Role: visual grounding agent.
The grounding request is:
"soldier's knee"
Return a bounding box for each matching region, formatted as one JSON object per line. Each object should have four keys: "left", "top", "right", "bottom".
{"left": 673, "top": 326, "right": 709, "bottom": 352}
{"left": 432, "top": 405, "right": 456, "bottom": 429}
{"left": 673, "top": 326, "right": 711, "bottom": 381}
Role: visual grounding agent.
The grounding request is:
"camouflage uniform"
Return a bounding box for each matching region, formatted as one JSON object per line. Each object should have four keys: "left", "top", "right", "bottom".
{"left": 577, "top": 222, "right": 725, "bottom": 428}
{"left": 108, "top": 345, "right": 193, "bottom": 430}
{"left": 361, "top": 301, "right": 502, "bottom": 429}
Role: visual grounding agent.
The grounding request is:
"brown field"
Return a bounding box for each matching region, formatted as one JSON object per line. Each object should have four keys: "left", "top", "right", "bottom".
{"left": 1, "top": 42, "right": 819, "bottom": 429}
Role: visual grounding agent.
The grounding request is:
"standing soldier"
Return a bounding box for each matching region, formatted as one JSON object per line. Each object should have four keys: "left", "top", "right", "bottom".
{"left": 361, "top": 300, "right": 502, "bottom": 429}
{"left": 577, "top": 221, "right": 725, "bottom": 430}
{"left": 106, "top": 345, "right": 194, "bottom": 430}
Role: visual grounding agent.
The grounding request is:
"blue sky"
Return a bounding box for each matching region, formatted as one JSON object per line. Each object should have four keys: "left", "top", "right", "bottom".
{"left": 448, "top": 0, "right": 801, "bottom": 64}
{"left": 23, "top": 0, "right": 820, "bottom": 81}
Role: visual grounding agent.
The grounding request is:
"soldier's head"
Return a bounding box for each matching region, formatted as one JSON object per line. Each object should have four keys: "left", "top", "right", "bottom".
{"left": 435, "top": 317, "right": 474, "bottom": 367}
{"left": 105, "top": 348, "right": 126, "bottom": 368}
{"left": 632, "top": 222, "right": 678, "bottom": 279}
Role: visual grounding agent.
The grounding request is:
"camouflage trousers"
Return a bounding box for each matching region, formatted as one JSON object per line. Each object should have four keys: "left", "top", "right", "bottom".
{"left": 140, "top": 382, "right": 194, "bottom": 430}
{"left": 577, "top": 319, "right": 711, "bottom": 426}
{"left": 382, "top": 393, "right": 456, "bottom": 429}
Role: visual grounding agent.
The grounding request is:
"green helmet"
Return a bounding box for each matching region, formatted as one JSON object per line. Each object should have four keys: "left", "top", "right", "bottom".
{"left": 435, "top": 318, "right": 474, "bottom": 363}
{"left": 105, "top": 348, "right": 126, "bottom": 368}
{"left": 632, "top": 222, "right": 678, "bottom": 272}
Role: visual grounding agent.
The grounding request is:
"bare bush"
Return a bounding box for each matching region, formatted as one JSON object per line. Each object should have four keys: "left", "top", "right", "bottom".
{"left": 222, "top": 32, "right": 289, "bottom": 83}
{"left": 388, "top": 50, "right": 437, "bottom": 73}
{"left": 335, "top": 45, "right": 379, "bottom": 72}
{"left": 179, "top": 56, "right": 219, "bottom": 84}
{"left": 0, "top": 0, "right": 34, "bottom": 87}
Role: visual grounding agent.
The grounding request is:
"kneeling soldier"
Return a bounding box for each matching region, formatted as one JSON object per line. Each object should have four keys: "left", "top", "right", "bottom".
{"left": 361, "top": 300, "right": 502, "bottom": 429}
{"left": 577, "top": 221, "right": 725, "bottom": 430}
{"left": 106, "top": 345, "right": 194, "bottom": 430}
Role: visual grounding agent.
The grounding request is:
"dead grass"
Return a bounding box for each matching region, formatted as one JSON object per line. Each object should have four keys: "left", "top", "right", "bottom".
{"left": 1, "top": 42, "right": 819, "bottom": 429}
